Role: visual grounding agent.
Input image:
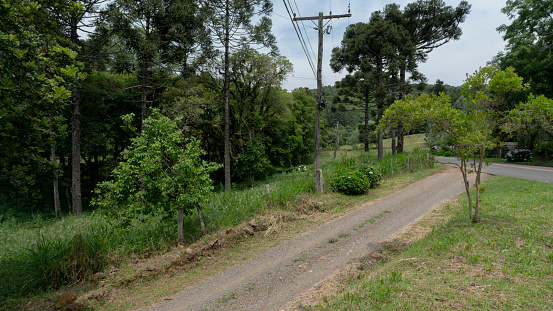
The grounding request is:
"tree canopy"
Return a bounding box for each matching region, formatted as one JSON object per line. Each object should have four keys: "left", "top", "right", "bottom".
{"left": 496, "top": 0, "right": 553, "bottom": 98}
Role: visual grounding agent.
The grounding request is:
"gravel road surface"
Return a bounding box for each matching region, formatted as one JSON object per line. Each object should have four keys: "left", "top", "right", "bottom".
{"left": 142, "top": 167, "right": 482, "bottom": 311}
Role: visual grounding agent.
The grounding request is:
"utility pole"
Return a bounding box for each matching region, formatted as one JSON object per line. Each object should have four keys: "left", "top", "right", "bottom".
{"left": 293, "top": 11, "right": 351, "bottom": 194}
{"left": 334, "top": 121, "right": 340, "bottom": 159}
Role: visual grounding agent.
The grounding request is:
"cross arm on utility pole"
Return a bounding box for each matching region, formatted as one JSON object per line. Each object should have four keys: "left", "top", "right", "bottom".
{"left": 292, "top": 13, "right": 351, "bottom": 21}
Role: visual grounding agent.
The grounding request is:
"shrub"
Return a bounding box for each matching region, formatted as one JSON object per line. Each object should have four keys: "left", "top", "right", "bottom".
{"left": 330, "top": 170, "right": 370, "bottom": 195}
{"left": 443, "top": 151, "right": 453, "bottom": 157}
{"left": 360, "top": 164, "right": 382, "bottom": 188}
{"left": 505, "top": 149, "right": 533, "bottom": 162}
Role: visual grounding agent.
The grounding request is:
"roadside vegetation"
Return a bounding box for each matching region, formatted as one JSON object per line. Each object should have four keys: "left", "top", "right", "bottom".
{"left": 306, "top": 176, "right": 553, "bottom": 310}
{"left": 0, "top": 140, "right": 435, "bottom": 309}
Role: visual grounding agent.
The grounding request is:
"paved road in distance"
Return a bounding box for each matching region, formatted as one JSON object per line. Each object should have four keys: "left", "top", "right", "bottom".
{"left": 435, "top": 156, "right": 553, "bottom": 183}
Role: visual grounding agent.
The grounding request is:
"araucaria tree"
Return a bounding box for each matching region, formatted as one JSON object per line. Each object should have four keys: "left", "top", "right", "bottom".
{"left": 204, "top": 0, "right": 277, "bottom": 191}
{"left": 379, "top": 65, "right": 526, "bottom": 223}
{"left": 92, "top": 109, "right": 221, "bottom": 240}
{"left": 331, "top": 12, "right": 409, "bottom": 160}
{"left": 384, "top": 0, "right": 471, "bottom": 153}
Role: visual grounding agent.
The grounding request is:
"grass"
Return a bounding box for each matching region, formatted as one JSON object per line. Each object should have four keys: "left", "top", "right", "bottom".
{"left": 340, "top": 133, "right": 427, "bottom": 154}
{"left": 305, "top": 176, "right": 553, "bottom": 310}
{"left": 10, "top": 161, "right": 442, "bottom": 311}
{"left": 0, "top": 135, "right": 438, "bottom": 308}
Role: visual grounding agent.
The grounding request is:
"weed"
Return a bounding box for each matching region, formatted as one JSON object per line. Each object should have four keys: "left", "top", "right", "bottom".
{"left": 218, "top": 292, "right": 236, "bottom": 303}
{"left": 328, "top": 238, "right": 339, "bottom": 244}
{"left": 338, "top": 233, "right": 350, "bottom": 238}
{"left": 244, "top": 282, "right": 256, "bottom": 292}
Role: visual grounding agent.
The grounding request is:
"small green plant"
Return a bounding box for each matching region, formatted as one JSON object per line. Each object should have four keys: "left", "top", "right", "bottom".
{"left": 330, "top": 170, "right": 370, "bottom": 195}
{"left": 339, "top": 233, "right": 351, "bottom": 238}
{"left": 443, "top": 151, "right": 453, "bottom": 157}
{"left": 218, "top": 292, "right": 236, "bottom": 303}
{"left": 328, "top": 238, "right": 339, "bottom": 244}
{"left": 244, "top": 282, "right": 256, "bottom": 292}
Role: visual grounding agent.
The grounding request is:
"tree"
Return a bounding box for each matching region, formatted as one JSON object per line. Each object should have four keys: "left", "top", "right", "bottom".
{"left": 379, "top": 65, "right": 526, "bottom": 223}
{"left": 385, "top": 0, "right": 471, "bottom": 153}
{"left": 92, "top": 109, "right": 220, "bottom": 240}
{"left": 205, "top": 0, "right": 277, "bottom": 191}
{"left": 331, "top": 13, "right": 409, "bottom": 160}
{"left": 504, "top": 94, "right": 553, "bottom": 156}
{"left": 0, "top": 0, "right": 84, "bottom": 214}
{"left": 496, "top": 0, "right": 553, "bottom": 98}
{"left": 334, "top": 72, "right": 374, "bottom": 152}
{"left": 67, "top": 0, "right": 110, "bottom": 215}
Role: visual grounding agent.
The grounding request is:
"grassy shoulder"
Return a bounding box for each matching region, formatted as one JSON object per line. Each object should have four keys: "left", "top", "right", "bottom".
{"left": 306, "top": 176, "right": 553, "bottom": 310}
{"left": 487, "top": 157, "right": 553, "bottom": 167}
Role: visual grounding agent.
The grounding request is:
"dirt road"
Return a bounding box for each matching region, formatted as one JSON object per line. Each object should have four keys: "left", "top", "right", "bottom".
{"left": 142, "top": 166, "right": 482, "bottom": 311}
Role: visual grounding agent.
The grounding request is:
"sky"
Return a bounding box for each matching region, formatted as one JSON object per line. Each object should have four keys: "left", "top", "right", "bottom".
{"left": 271, "top": 0, "right": 512, "bottom": 91}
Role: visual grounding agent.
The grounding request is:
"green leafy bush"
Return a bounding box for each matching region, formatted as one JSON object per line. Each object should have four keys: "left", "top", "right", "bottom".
{"left": 361, "top": 164, "right": 382, "bottom": 188}
{"left": 443, "top": 151, "right": 453, "bottom": 157}
{"left": 505, "top": 149, "right": 533, "bottom": 162}
{"left": 330, "top": 170, "right": 370, "bottom": 195}
{"left": 92, "top": 109, "right": 221, "bottom": 225}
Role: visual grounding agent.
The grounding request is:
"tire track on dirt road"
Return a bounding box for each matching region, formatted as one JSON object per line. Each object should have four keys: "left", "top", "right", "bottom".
{"left": 143, "top": 167, "right": 485, "bottom": 311}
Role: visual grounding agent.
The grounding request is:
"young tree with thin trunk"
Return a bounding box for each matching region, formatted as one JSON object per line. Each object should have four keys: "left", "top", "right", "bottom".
{"left": 379, "top": 65, "right": 526, "bottom": 223}
{"left": 92, "top": 109, "right": 221, "bottom": 241}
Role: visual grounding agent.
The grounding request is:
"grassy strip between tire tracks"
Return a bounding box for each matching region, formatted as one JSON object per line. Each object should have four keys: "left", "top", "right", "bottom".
{"left": 304, "top": 176, "right": 553, "bottom": 310}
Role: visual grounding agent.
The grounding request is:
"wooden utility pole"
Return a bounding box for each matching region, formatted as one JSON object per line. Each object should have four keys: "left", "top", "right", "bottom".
{"left": 293, "top": 12, "right": 351, "bottom": 193}
{"left": 334, "top": 121, "right": 340, "bottom": 159}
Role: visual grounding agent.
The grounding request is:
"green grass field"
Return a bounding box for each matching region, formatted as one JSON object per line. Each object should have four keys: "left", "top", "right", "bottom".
{"left": 307, "top": 176, "right": 553, "bottom": 310}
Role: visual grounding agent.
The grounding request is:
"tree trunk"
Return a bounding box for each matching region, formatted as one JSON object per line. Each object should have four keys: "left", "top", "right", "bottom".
{"left": 223, "top": 1, "right": 231, "bottom": 192}
{"left": 391, "top": 129, "right": 397, "bottom": 155}
{"left": 459, "top": 156, "right": 473, "bottom": 220}
{"left": 141, "top": 17, "right": 151, "bottom": 130}
{"left": 71, "top": 88, "right": 82, "bottom": 215}
{"left": 196, "top": 203, "right": 206, "bottom": 234}
{"left": 63, "top": 153, "right": 72, "bottom": 212}
{"left": 49, "top": 111, "right": 61, "bottom": 218}
{"left": 178, "top": 208, "right": 184, "bottom": 244}
{"left": 377, "top": 58, "right": 384, "bottom": 160}
{"left": 70, "top": 15, "right": 82, "bottom": 215}
{"left": 334, "top": 122, "right": 339, "bottom": 158}
{"left": 364, "top": 95, "right": 369, "bottom": 152}
{"left": 397, "top": 66, "right": 406, "bottom": 153}
{"left": 472, "top": 148, "right": 485, "bottom": 223}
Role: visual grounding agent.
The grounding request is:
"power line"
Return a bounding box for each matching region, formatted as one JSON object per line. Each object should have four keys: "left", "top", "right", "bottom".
{"left": 283, "top": 0, "right": 317, "bottom": 77}
{"left": 292, "top": 0, "right": 318, "bottom": 63}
